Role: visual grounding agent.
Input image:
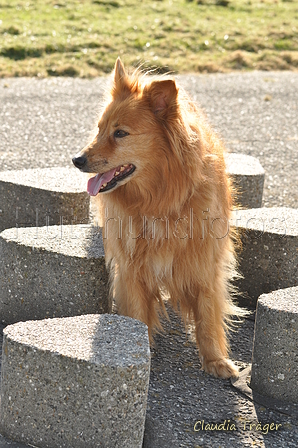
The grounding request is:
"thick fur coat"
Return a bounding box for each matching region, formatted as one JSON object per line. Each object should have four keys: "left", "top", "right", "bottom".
{"left": 73, "top": 58, "right": 245, "bottom": 379}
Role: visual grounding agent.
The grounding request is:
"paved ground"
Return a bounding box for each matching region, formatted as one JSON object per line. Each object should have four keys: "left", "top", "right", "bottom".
{"left": 0, "top": 72, "right": 298, "bottom": 447}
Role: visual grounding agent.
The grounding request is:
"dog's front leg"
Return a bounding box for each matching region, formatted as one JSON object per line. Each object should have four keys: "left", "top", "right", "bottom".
{"left": 191, "top": 286, "right": 239, "bottom": 380}
{"left": 112, "top": 265, "right": 162, "bottom": 342}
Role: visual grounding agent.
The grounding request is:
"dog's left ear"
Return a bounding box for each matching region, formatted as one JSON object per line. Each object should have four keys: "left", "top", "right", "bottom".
{"left": 143, "top": 80, "right": 178, "bottom": 117}
{"left": 113, "top": 57, "right": 131, "bottom": 98}
{"left": 114, "top": 57, "right": 126, "bottom": 84}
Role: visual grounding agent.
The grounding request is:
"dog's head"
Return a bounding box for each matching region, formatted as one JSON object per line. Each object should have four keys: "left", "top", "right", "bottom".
{"left": 72, "top": 58, "right": 179, "bottom": 196}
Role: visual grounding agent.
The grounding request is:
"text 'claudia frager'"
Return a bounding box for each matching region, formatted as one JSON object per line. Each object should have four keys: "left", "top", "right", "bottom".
{"left": 194, "top": 419, "right": 282, "bottom": 435}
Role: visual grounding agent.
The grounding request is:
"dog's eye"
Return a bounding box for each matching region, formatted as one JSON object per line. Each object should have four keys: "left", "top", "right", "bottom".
{"left": 114, "top": 129, "right": 129, "bottom": 138}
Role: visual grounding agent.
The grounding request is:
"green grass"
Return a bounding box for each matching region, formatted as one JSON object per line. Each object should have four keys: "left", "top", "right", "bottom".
{"left": 0, "top": 0, "right": 298, "bottom": 77}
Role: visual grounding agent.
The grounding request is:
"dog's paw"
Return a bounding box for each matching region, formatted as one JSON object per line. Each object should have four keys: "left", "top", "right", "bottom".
{"left": 202, "top": 358, "right": 239, "bottom": 379}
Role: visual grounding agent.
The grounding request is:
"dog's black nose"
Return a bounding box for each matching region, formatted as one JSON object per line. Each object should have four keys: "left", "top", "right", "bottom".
{"left": 72, "top": 156, "right": 87, "bottom": 169}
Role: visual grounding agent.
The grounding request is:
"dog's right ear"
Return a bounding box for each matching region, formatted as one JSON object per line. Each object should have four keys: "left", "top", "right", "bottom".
{"left": 112, "top": 57, "right": 131, "bottom": 98}
{"left": 143, "top": 80, "right": 178, "bottom": 118}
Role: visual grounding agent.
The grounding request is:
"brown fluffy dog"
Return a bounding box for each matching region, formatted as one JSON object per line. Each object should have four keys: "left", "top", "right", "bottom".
{"left": 73, "top": 58, "right": 245, "bottom": 379}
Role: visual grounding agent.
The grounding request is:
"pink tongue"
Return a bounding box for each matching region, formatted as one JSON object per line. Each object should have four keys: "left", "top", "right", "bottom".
{"left": 87, "top": 168, "right": 117, "bottom": 196}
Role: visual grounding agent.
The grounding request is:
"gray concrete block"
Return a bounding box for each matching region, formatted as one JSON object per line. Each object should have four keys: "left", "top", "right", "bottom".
{"left": 231, "top": 207, "right": 298, "bottom": 308}
{"left": 0, "top": 167, "right": 90, "bottom": 231}
{"left": 250, "top": 287, "right": 298, "bottom": 403}
{"left": 225, "top": 153, "right": 265, "bottom": 209}
{"left": 0, "top": 224, "right": 110, "bottom": 324}
{"left": 0, "top": 314, "right": 150, "bottom": 448}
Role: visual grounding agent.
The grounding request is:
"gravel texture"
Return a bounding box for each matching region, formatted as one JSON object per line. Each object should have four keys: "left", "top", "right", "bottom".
{"left": 0, "top": 314, "right": 150, "bottom": 448}
{"left": 225, "top": 153, "right": 265, "bottom": 208}
{"left": 251, "top": 287, "right": 298, "bottom": 403}
{"left": 145, "top": 306, "right": 298, "bottom": 448}
{"left": 231, "top": 207, "right": 298, "bottom": 307}
{"left": 0, "top": 167, "right": 90, "bottom": 231}
{"left": 0, "top": 73, "right": 298, "bottom": 448}
{"left": 0, "top": 224, "right": 110, "bottom": 324}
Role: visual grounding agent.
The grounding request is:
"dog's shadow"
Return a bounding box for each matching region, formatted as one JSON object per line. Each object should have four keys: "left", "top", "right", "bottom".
{"left": 83, "top": 223, "right": 106, "bottom": 259}
{"left": 143, "top": 304, "right": 255, "bottom": 446}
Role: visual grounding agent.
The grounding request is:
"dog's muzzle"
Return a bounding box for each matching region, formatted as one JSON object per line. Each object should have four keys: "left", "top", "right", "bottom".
{"left": 72, "top": 156, "right": 87, "bottom": 170}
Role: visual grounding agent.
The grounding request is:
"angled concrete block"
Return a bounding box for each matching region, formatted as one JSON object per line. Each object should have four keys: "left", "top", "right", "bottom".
{"left": 251, "top": 287, "right": 298, "bottom": 403}
{"left": 231, "top": 207, "right": 298, "bottom": 307}
{"left": 225, "top": 153, "right": 265, "bottom": 209}
{"left": 0, "top": 224, "right": 110, "bottom": 324}
{"left": 0, "top": 167, "right": 90, "bottom": 231}
{"left": 0, "top": 314, "right": 150, "bottom": 448}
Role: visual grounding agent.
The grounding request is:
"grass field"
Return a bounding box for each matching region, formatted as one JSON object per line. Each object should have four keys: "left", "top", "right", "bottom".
{"left": 0, "top": 0, "right": 298, "bottom": 77}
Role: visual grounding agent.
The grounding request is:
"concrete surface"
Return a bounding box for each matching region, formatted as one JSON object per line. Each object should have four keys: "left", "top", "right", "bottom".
{"left": 0, "top": 314, "right": 150, "bottom": 448}
{"left": 231, "top": 207, "right": 298, "bottom": 307}
{"left": 0, "top": 167, "right": 90, "bottom": 231}
{"left": 251, "top": 287, "right": 298, "bottom": 403}
{"left": 0, "top": 224, "right": 110, "bottom": 324}
{"left": 1, "top": 72, "right": 298, "bottom": 448}
{"left": 225, "top": 153, "right": 265, "bottom": 208}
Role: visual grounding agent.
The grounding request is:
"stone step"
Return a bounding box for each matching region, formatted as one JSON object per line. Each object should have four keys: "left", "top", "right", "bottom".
{"left": 0, "top": 167, "right": 90, "bottom": 232}
{"left": 0, "top": 224, "right": 110, "bottom": 325}
{"left": 0, "top": 314, "right": 150, "bottom": 448}
{"left": 250, "top": 287, "right": 298, "bottom": 403}
{"left": 225, "top": 153, "right": 265, "bottom": 209}
{"left": 232, "top": 207, "right": 298, "bottom": 307}
{"left": 0, "top": 155, "right": 264, "bottom": 233}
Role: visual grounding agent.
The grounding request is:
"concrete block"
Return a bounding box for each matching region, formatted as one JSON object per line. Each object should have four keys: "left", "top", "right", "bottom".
{"left": 0, "top": 224, "right": 110, "bottom": 324}
{"left": 250, "top": 287, "right": 298, "bottom": 403}
{"left": 0, "top": 314, "right": 150, "bottom": 448}
{"left": 231, "top": 207, "right": 298, "bottom": 307}
{"left": 225, "top": 153, "right": 265, "bottom": 209}
{"left": 0, "top": 167, "right": 90, "bottom": 231}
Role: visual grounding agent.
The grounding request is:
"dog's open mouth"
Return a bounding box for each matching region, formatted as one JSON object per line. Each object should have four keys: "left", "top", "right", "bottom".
{"left": 87, "top": 163, "right": 136, "bottom": 196}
